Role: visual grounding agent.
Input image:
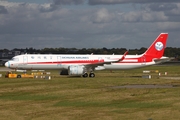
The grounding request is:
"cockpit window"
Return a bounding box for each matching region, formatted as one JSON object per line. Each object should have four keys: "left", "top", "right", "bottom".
{"left": 11, "top": 58, "right": 19, "bottom": 61}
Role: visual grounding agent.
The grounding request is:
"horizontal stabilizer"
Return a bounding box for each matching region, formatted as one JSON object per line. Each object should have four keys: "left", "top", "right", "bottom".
{"left": 154, "top": 57, "right": 171, "bottom": 64}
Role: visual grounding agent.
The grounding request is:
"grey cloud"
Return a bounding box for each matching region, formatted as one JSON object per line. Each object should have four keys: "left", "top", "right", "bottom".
{"left": 144, "top": 3, "right": 180, "bottom": 22}
{"left": 53, "top": 0, "right": 85, "bottom": 5}
{"left": 163, "top": 4, "right": 180, "bottom": 17}
{"left": 120, "top": 11, "right": 168, "bottom": 22}
{"left": 156, "top": 22, "right": 180, "bottom": 31}
{"left": 0, "top": 5, "right": 8, "bottom": 14}
{"left": 147, "top": 3, "right": 178, "bottom": 11}
{"left": 39, "top": 0, "right": 85, "bottom": 12}
{"left": 120, "top": 3, "right": 180, "bottom": 23}
{"left": 88, "top": 0, "right": 180, "bottom": 5}
{"left": 39, "top": 4, "right": 59, "bottom": 12}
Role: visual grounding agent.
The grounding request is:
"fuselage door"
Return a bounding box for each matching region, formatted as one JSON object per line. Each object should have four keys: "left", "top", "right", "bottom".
{"left": 57, "top": 56, "right": 62, "bottom": 67}
{"left": 18, "top": 55, "right": 28, "bottom": 68}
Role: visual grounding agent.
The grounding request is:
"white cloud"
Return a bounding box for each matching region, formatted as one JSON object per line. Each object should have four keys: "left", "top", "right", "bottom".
{"left": 92, "top": 8, "right": 115, "bottom": 23}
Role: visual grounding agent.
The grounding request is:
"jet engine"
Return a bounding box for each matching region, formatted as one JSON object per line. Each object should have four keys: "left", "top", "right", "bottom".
{"left": 68, "top": 65, "right": 84, "bottom": 76}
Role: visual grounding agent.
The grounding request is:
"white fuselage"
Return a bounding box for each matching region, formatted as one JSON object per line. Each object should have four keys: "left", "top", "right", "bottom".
{"left": 5, "top": 54, "right": 155, "bottom": 70}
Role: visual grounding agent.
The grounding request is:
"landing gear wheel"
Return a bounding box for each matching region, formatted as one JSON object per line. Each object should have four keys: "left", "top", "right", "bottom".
{"left": 82, "top": 73, "right": 88, "bottom": 78}
{"left": 17, "top": 75, "right": 21, "bottom": 78}
{"left": 89, "top": 73, "right": 95, "bottom": 78}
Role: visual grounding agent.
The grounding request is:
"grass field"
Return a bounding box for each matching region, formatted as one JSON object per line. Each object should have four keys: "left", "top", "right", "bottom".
{"left": 0, "top": 65, "right": 180, "bottom": 120}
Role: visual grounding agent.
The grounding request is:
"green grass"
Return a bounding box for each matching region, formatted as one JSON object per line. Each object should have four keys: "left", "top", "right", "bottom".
{"left": 0, "top": 66, "right": 180, "bottom": 120}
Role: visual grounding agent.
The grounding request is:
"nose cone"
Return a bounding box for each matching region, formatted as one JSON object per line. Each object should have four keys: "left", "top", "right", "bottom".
{"left": 5, "top": 62, "right": 9, "bottom": 68}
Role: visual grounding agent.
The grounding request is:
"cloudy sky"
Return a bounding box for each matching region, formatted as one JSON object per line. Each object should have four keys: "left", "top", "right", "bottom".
{"left": 0, "top": 0, "right": 180, "bottom": 50}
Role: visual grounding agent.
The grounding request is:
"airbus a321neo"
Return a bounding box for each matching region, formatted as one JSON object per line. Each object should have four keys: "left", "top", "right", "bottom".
{"left": 5, "top": 33, "right": 169, "bottom": 77}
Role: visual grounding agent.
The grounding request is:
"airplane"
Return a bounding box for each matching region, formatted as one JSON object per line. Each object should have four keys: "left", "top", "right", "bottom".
{"left": 5, "top": 33, "right": 169, "bottom": 78}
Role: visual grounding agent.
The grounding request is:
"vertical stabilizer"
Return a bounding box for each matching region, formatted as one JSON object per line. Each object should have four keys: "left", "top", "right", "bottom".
{"left": 143, "top": 33, "right": 168, "bottom": 59}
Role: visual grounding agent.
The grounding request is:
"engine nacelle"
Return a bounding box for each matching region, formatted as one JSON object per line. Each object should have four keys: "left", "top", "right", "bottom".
{"left": 68, "top": 65, "right": 84, "bottom": 76}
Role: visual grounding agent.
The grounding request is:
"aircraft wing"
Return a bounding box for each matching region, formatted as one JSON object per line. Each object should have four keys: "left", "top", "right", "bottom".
{"left": 103, "top": 50, "right": 128, "bottom": 64}
{"left": 85, "top": 51, "right": 128, "bottom": 68}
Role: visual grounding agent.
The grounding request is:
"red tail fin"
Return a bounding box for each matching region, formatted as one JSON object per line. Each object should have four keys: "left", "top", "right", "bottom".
{"left": 143, "top": 33, "right": 168, "bottom": 59}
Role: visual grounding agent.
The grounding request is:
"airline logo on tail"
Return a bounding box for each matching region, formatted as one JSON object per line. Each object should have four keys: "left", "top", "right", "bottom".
{"left": 155, "top": 42, "right": 164, "bottom": 51}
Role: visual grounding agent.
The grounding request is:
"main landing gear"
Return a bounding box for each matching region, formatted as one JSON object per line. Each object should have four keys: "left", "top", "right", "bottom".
{"left": 82, "top": 72, "right": 95, "bottom": 78}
